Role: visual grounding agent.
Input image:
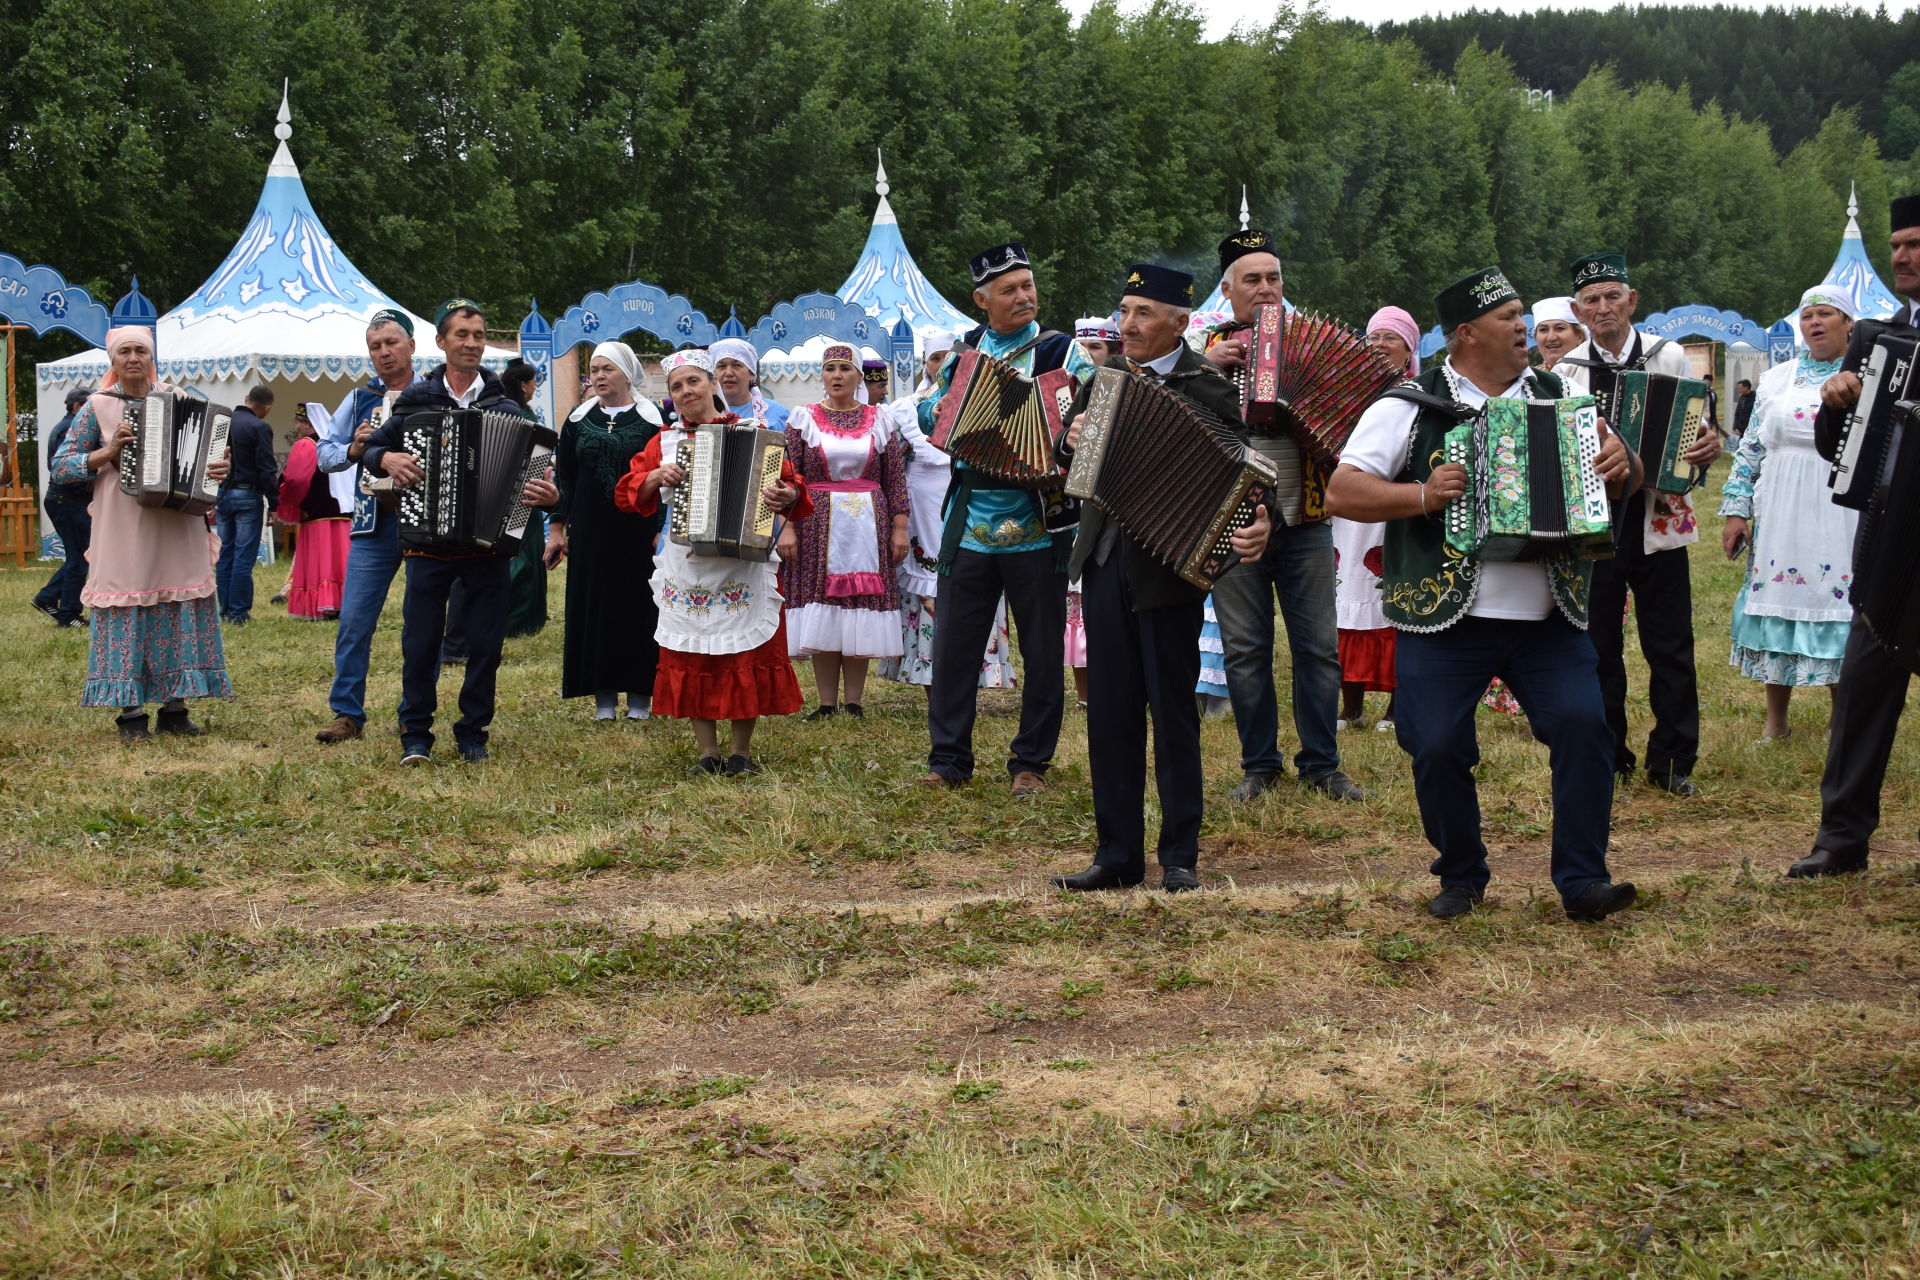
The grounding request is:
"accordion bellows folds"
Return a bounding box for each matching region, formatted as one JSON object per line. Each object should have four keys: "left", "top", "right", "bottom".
{"left": 1852, "top": 398, "right": 1920, "bottom": 674}
{"left": 669, "top": 422, "right": 786, "bottom": 560}
{"left": 1829, "top": 332, "right": 1920, "bottom": 511}
{"left": 395, "top": 409, "right": 557, "bottom": 554}
{"left": 1233, "top": 306, "right": 1404, "bottom": 466}
{"left": 1614, "top": 371, "right": 1707, "bottom": 494}
{"left": 119, "top": 391, "right": 232, "bottom": 517}
{"left": 930, "top": 349, "right": 1075, "bottom": 487}
{"left": 1066, "top": 366, "right": 1279, "bottom": 590}
{"left": 1443, "top": 396, "right": 1615, "bottom": 563}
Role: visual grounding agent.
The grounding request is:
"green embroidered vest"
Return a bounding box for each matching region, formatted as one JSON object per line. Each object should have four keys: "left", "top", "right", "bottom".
{"left": 1380, "top": 365, "right": 1596, "bottom": 633}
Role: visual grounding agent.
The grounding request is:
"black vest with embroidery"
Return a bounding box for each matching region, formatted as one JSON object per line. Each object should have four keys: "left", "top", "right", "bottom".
{"left": 1379, "top": 365, "right": 1595, "bottom": 633}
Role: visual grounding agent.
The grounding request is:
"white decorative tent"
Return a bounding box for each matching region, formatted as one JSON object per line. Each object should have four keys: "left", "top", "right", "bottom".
{"left": 34, "top": 84, "right": 512, "bottom": 533}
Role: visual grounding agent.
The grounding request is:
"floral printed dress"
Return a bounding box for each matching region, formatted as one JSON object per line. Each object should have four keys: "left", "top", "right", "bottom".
{"left": 1718, "top": 353, "right": 1857, "bottom": 687}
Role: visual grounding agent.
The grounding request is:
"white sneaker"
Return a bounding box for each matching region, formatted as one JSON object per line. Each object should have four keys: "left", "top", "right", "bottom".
{"left": 627, "top": 702, "right": 651, "bottom": 721}
{"left": 1336, "top": 718, "right": 1350, "bottom": 732}
{"left": 1376, "top": 719, "right": 1395, "bottom": 731}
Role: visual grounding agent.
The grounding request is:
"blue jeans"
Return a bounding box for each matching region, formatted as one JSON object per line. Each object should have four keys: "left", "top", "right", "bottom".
{"left": 1210, "top": 518, "right": 1342, "bottom": 779}
{"left": 213, "top": 489, "right": 264, "bottom": 620}
{"left": 327, "top": 509, "right": 404, "bottom": 725}
{"left": 34, "top": 490, "right": 92, "bottom": 622}
{"left": 1395, "top": 615, "right": 1616, "bottom": 906}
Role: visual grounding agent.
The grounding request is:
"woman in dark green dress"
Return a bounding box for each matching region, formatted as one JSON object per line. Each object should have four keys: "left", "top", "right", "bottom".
{"left": 547, "top": 341, "right": 664, "bottom": 719}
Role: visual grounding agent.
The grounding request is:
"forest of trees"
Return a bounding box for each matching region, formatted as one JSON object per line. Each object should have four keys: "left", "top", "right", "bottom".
{"left": 0, "top": 0, "right": 1903, "bottom": 364}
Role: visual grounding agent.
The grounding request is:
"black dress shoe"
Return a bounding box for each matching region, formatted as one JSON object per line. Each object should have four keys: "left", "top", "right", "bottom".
{"left": 1648, "top": 771, "right": 1698, "bottom": 797}
{"left": 116, "top": 711, "right": 151, "bottom": 742}
{"left": 687, "top": 755, "right": 725, "bottom": 776}
{"left": 1786, "top": 847, "right": 1868, "bottom": 879}
{"left": 1231, "top": 771, "right": 1282, "bottom": 802}
{"left": 1161, "top": 866, "right": 1200, "bottom": 893}
{"left": 1427, "top": 886, "right": 1483, "bottom": 918}
{"left": 1051, "top": 864, "right": 1142, "bottom": 892}
{"left": 802, "top": 705, "right": 838, "bottom": 722}
{"left": 1564, "top": 880, "right": 1637, "bottom": 922}
{"left": 724, "top": 754, "right": 761, "bottom": 777}
{"left": 1304, "top": 771, "right": 1367, "bottom": 803}
{"left": 843, "top": 703, "right": 865, "bottom": 718}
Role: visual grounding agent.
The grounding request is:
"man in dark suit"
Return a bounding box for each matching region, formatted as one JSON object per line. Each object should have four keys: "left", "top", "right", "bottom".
{"left": 1050, "top": 264, "right": 1270, "bottom": 893}
{"left": 360, "top": 299, "right": 558, "bottom": 765}
{"left": 1791, "top": 192, "right": 1920, "bottom": 878}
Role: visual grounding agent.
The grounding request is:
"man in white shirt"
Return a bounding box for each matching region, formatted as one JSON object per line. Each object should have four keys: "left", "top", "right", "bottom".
{"left": 1556, "top": 253, "right": 1722, "bottom": 796}
{"left": 1326, "top": 266, "right": 1640, "bottom": 923}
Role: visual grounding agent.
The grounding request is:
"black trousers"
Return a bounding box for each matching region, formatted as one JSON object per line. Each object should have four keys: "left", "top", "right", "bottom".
{"left": 1081, "top": 553, "right": 1205, "bottom": 875}
{"left": 926, "top": 546, "right": 1066, "bottom": 782}
{"left": 1588, "top": 494, "right": 1700, "bottom": 780}
{"left": 1814, "top": 614, "right": 1913, "bottom": 861}
{"left": 397, "top": 554, "right": 510, "bottom": 753}
{"left": 34, "top": 490, "right": 92, "bottom": 622}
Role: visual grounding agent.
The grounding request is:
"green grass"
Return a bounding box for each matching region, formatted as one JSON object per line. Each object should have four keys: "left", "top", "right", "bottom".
{"left": 1, "top": 510, "right": 1918, "bottom": 1277}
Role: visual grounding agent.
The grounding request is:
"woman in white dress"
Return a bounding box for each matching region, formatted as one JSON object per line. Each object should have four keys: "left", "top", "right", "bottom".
{"left": 1718, "top": 285, "right": 1859, "bottom": 741}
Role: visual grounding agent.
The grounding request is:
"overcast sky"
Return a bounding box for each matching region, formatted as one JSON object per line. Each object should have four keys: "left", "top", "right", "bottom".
{"left": 1061, "top": 0, "right": 1918, "bottom": 40}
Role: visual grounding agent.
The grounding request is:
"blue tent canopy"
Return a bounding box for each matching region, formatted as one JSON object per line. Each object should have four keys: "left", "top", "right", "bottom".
{"left": 832, "top": 155, "right": 973, "bottom": 342}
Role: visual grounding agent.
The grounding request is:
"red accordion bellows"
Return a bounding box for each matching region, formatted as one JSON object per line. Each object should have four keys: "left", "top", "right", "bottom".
{"left": 1236, "top": 306, "right": 1405, "bottom": 467}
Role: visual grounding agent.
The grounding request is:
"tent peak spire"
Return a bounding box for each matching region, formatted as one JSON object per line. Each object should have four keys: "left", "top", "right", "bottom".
{"left": 1845, "top": 179, "right": 1862, "bottom": 239}
{"left": 1238, "top": 185, "right": 1249, "bottom": 230}
{"left": 872, "top": 148, "right": 895, "bottom": 226}
{"left": 268, "top": 79, "right": 298, "bottom": 178}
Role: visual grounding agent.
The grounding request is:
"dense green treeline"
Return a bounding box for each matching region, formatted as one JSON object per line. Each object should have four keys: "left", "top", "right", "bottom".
{"left": 0, "top": 0, "right": 1897, "bottom": 360}
{"left": 1373, "top": 4, "right": 1920, "bottom": 157}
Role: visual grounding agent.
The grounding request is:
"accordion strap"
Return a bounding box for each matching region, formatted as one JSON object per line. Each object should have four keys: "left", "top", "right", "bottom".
{"left": 955, "top": 329, "right": 1064, "bottom": 364}
{"left": 1378, "top": 382, "right": 1475, "bottom": 421}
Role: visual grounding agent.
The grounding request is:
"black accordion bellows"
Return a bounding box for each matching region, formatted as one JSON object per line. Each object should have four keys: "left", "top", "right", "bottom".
{"left": 1066, "top": 366, "right": 1277, "bottom": 589}
{"left": 395, "top": 409, "right": 557, "bottom": 554}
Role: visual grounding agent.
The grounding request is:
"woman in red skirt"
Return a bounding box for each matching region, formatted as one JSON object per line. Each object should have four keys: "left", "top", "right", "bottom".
{"left": 614, "top": 349, "right": 812, "bottom": 776}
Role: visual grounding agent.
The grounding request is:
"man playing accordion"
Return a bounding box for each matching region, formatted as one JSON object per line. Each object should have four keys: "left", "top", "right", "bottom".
{"left": 1327, "top": 267, "right": 1641, "bottom": 924}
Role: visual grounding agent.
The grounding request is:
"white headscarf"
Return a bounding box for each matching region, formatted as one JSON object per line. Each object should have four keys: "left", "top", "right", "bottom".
{"left": 661, "top": 347, "right": 714, "bottom": 376}
{"left": 709, "top": 337, "right": 773, "bottom": 418}
{"left": 1075, "top": 316, "right": 1122, "bottom": 343}
{"left": 1799, "top": 284, "right": 1858, "bottom": 320}
{"left": 570, "top": 339, "right": 662, "bottom": 424}
{"left": 1530, "top": 296, "right": 1581, "bottom": 329}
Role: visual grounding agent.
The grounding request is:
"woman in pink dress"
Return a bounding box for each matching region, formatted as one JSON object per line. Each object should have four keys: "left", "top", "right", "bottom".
{"left": 781, "top": 344, "right": 910, "bottom": 719}
{"left": 275, "top": 404, "right": 351, "bottom": 619}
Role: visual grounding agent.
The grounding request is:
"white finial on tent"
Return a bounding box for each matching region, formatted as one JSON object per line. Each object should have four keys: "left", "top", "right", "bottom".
{"left": 1239, "top": 185, "right": 1250, "bottom": 230}
{"left": 872, "top": 148, "right": 896, "bottom": 226}
{"left": 1844, "top": 179, "right": 1864, "bottom": 240}
{"left": 268, "top": 78, "right": 299, "bottom": 177}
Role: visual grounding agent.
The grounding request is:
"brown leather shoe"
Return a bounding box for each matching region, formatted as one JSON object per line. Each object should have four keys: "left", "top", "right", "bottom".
{"left": 1786, "top": 847, "right": 1868, "bottom": 879}
{"left": 315, "top": 715, "right": 364, "bottom": 744}
{"left": 913, "top": 771, "right": 962, "bottom": 789}
{"left": 1010, "top": 770, "right": 1046, "bottom": 798}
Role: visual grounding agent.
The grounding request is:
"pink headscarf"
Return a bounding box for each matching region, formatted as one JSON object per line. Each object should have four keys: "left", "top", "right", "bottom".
{"left": 101, "top": 325, "right": 156, "bottom": 390}
{"left": 1364, "top": 306, "right": 1421, "bottom": 377}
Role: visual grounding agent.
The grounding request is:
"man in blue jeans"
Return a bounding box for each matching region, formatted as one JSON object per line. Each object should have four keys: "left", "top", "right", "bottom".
{"left": 1198, "top": 229, "right": 1362, "bottom": 803}
{"left": 213, "top": 385, "right": 280, "bottom": 623}
{"left": 32, "top": 387, "right": 95, "bottom": 628}
{"left": 313, "top": 308, "right": 420, "bottom": 744}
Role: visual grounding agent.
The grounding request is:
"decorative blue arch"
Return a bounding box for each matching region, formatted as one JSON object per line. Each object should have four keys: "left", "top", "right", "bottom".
{"left": 1639, "top": 304, "right": 1770, "bottom": 349}
{"left": 743, "top": 292, "right": 885, "bottom": 354}
{"left": 0, "top": 254, "right": 113, "bottom": 345}
{"left": 548, "top": 280, "right": 720, "bottom": 356}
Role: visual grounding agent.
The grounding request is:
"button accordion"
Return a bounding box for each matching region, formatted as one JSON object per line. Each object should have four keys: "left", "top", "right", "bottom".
{"left": 394, "top": 409, "right": 557, "bottom": 553}
{"left": 1442, "top": 396, "right": 1615, "bottom": 563}
{"left": 1850, "top": 396, "right": 1920, "bottom": 673}
{"left": 1828, "top": 331, "right": 1920, "bottom": 511}
{"left": 929, "top": 348, "right": 1075, "bottom": 487}
{"left": 1226, "top": 305, "right": 1404, "bottom": 467}
{"left": 117, "top": 390, "right": 232, "bottom": 517}
{"left": 668, "top": 421, "right": 786, "bottom": 560}
{"left": 1065, "top": 366, "right": 1277, "bottom": 589}
{"left": 1614, "top": 371, "right": 1707, "bottom": 494}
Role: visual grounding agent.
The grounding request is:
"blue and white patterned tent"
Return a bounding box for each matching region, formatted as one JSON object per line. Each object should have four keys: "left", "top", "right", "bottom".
{"left": 1817, "top": 183, "right": 1901, "bottom": 321}
{"left": 831, "top": 155, "right": 973, "bottom": 342}
{"left": 36, "top": 84, "right": 508, "bottom": 404}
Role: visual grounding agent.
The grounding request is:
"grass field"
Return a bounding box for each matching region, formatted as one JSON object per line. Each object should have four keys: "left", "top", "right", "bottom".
{"left": 2, "top": 509, "right": 1917, "bottom": 1278}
